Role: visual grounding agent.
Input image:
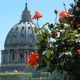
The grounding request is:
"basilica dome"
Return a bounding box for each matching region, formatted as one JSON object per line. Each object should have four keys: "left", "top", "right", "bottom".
{"left": 4, "top": 3, "right": 36, "bottom": 49}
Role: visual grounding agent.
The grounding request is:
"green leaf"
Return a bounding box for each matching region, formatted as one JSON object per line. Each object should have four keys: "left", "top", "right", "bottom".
{"left": 45, "top": 50, "right": 53, "bottom": 59}
{"left": 37, "top": 34, "right": 43, "bottom": 41}
{"left": 34, "top": 27, "right": 39, "bottom": 33}
{"left": 44, "top": 28, "right": 49, "bottom": 35}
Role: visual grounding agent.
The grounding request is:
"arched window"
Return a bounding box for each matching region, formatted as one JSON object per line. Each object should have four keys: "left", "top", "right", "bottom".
{"left": 12, "top": 53, "right": 15, "bottom": 60}
{"left": 20, "top": 53, "right": 24, "bottom": 60}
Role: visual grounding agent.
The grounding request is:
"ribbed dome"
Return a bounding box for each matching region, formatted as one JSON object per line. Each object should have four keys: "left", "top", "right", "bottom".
{"left": 4, "top": 22, "right": 36, "bottom": 48}
{"left": 4, "top": 3, "right": 36, "bottom": 49}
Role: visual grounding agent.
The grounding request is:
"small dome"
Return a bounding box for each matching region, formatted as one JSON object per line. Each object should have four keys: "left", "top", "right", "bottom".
{"left": 4, "top": 3, "right": 36, "bottom": 49}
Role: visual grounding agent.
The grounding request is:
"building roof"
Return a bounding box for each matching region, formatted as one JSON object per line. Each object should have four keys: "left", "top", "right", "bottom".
{"left": 4, "top": 3, "right": 36, "bottom": 49}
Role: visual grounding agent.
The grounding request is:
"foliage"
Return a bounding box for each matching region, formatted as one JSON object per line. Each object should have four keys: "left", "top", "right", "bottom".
{"left": 34, "top": 0, "right": 80, "bottom": 79}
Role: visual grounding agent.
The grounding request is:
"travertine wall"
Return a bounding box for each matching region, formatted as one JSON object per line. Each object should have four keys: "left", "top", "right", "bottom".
{"left": 0, "top": 72, "right": 32, "bottom": 80}
{"left": 0, "top": 71, "right": 68, "bottom": 80}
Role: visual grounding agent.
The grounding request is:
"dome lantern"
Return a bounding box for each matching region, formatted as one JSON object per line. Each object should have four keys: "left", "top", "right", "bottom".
{"left": 20, "top": 3, "right": 32, "bottom": 22}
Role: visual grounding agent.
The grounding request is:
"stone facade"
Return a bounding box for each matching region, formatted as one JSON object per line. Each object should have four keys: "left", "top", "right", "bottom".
{"left": 1, "top": 3, "right": 36, "bottom": 72}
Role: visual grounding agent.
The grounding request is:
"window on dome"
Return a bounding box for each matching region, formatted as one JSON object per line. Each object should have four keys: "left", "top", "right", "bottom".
{"left": 28, "top": 26, "right": 30, "bottom": 29}
{"left": 16, "top": 27, "right": 18, "bottom": 30}
{"left": 22, "top": 26, "right": 24, "bottom": 30}
{"left": 28, "top": 27, "right": 32, "bottom": 34}
{"left": 21, "top": 26, "right": 24, "bottom": 32}
{"left": 14, "top": 34, "right": 16, "bottom": 37}
{"left": 21, "top": 34, "right": 24, "bottom": 37}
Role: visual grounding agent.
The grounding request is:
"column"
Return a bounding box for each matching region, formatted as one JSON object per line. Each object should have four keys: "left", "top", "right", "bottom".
{"left": 7, "top": 51, "right": 9, "bottom": 63}
{"left": 1, "top": 51, "right": 3, "bottom": 64}
{"left": 6, "top": 53, "right": 8, "bottom": 63}
{"left": 4, "top": 53, "right": 6, "bottom": 64}
{"left": 9, "top": 51, "right": 12, "bottom": 63}
{"left": 24, "top": 51, "right": 27, "bottom": 63}
{"left": 16, "top": 51, "right": 19, "bottom": 63}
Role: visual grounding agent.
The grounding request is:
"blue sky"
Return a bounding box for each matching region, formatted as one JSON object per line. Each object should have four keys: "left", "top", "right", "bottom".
{"left": 0, "top": 0, "right": 73, "bottom": 64}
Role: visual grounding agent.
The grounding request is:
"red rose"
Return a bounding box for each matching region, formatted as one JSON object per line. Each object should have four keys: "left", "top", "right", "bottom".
{"left": 32, "top": 11, "right": 42, "bottom": 19}
{"left": 59, "top": 10, "right": 70, "bottom": 18}
{"left": 27, "top": 51, "right": 40, "bottom": 67}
